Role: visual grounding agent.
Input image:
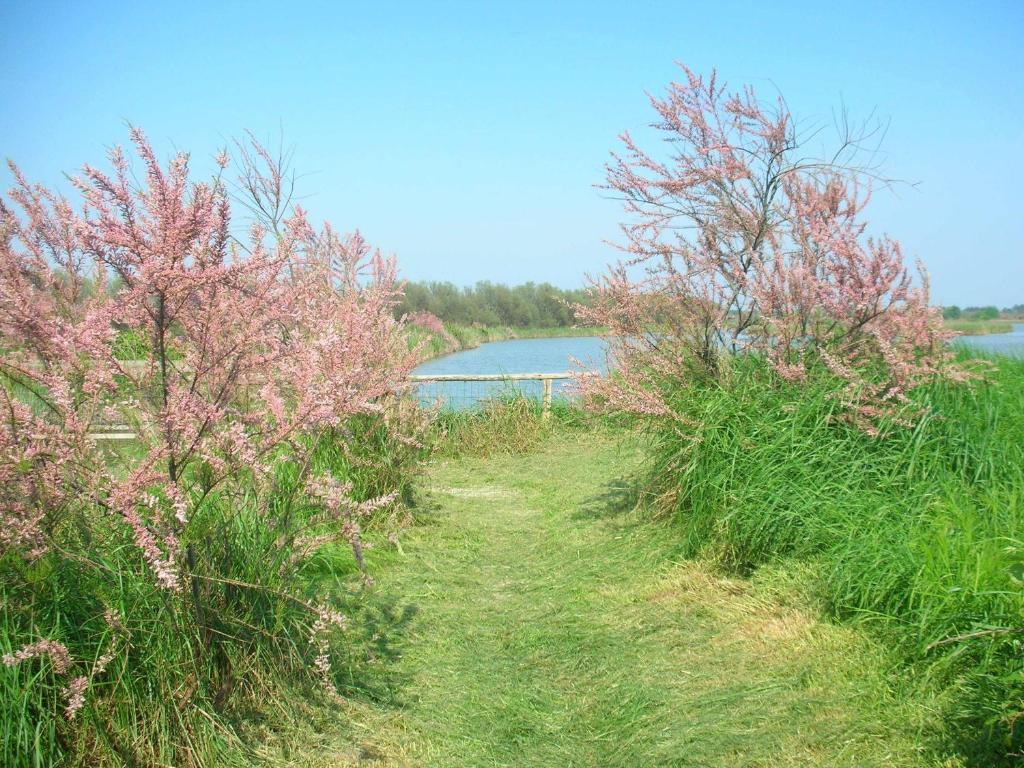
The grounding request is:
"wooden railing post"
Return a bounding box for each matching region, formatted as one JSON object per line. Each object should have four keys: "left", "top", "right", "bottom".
{"left": 542, "top": 378, "right": 553, "bottom": 419}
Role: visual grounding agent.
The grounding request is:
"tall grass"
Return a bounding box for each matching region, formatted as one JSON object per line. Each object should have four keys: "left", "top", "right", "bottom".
{"left": 643, "top": 353, "right": 1024, "bottom": 764}
{"left": 429, "top": 396, "right": 590, "bottom": 458}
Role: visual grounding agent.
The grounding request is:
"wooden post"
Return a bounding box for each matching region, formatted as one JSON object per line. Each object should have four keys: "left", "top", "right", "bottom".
{"left": 542, "top": 378, "right": 553, "bottom": 420}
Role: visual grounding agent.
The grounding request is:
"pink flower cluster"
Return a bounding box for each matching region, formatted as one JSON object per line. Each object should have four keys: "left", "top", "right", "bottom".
{"left": 309, "top": 604, "right": 349, "bottom": 696}
{"left": 3, "top": 639, "right": 72, "bottom": 674}
{"left": 577, "top": 65, "right": 963, "bottom": 430}
{"left": 3, "top": 610, "right": 124, "bottom": 720}
{"left": 0, "top": 128, "right": 416, "bottom": 580}
{"left": 406, "top": 310, "right": 448, "bottom": 337}
{"left": 3, "top": 641, "right": 86, "bottom": 718}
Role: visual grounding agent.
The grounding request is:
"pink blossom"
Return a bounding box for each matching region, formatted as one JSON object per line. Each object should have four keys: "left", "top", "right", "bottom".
{"left": 577, "top": 65, "right": 964, "bottom": 431}
{"left": 3, "top": 639, "right": 72, "bottom": 674}
{"left": 62, "top": 676, "right": 87, "bottom": 719}
{"left": 407, "top": 310, "right": 449, "bottom": 337}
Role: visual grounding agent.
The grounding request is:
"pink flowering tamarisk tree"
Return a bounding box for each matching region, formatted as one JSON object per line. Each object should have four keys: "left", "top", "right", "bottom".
{"left": 577, "top": 65, "right": 962, "bottom": 433}
{"left": 0, "top": 129, "right": 420, "bottom": 752}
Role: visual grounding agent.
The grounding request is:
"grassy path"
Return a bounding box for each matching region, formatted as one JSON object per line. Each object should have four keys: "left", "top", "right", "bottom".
{"left": 280, "top": 429, "right": 940, "bottom": 767}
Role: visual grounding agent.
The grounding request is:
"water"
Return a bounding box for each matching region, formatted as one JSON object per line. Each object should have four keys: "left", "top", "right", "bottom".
{"left": 954, "top": 323, "right": 1024, "bottom": 357}
{"left": 413, "top": 326, "right": 1024, "bottom": 409}
{"left": 412, "top": 336, "right": 607, "bottom": 409}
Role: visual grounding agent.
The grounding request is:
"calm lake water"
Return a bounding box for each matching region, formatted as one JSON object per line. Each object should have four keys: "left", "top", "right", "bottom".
{"left": 414, "top": 325, "right": 1024, "bottom": 409}
{"left": 412, "top": 336, "right": 607, "bottom": 408}
{"left": 954, "top": 323, "right": 1024, "bottom": 357}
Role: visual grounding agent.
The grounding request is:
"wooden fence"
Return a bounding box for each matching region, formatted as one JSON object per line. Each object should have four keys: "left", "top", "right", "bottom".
{"left": 408, "top": 372, "right": 573, "bottom": 419}
{"left": 87, "top": 372, "right": 575, "bottom": 440}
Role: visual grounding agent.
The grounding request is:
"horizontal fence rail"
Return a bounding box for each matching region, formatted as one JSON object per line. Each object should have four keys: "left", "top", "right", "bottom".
{"left": 89, "top": 425, "right": 138, "bottom": 441}
{"left": 408, "top": 372, "right": 574, "bottom": 417}
{"left": 83, "top": 372, "right": 576, "bottom": 440}
{"left": 408, "top": 373, "right": 572, "bottom": 382}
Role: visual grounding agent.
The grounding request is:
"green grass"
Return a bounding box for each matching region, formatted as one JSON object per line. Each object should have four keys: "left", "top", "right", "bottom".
{"left": 944, "top": 318, "right": 1014, "bottom": 335}
{"left": 643, "top": 353, "right": 1024, "bottom": 764}
{"left": 501, "top": 325, "right": 607, "bottom": 339}
{"left": 10, "top": 353, "right": 1019, "bottom": 765}
{"left": 262, "top": 425, "right": 951, "bottom": 767}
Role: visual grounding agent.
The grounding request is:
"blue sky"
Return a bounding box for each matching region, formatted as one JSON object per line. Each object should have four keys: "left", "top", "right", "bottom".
{"left": 1, "top": 1, "right": 1021, "bottom": 306}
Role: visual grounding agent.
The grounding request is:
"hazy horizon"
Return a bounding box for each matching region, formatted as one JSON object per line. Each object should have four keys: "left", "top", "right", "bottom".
{"left": 1, "top": 0, "right": 1021, "bottom": 305}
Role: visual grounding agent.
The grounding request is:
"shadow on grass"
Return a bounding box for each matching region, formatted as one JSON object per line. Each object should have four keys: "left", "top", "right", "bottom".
{"left": 298, "top": 540, "right": 425, "bottom": 707}
{"left": 335, "top": 591, "right": 420, "bottom": 706}
{"left": 573, "top": 477, "right": 644, "bottom": 521}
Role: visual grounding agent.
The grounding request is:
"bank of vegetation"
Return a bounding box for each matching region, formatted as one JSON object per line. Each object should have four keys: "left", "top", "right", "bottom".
{"left": 0, "top": 132, "right": 431, "bottom": 767}
{"left": 944, "top": 318, "right": 1015, "bottom": 335}
{"left": 396, "top": 280, "right": 600, "bottom": 362}
{"left": 406, "top": 318, "right": 603, "bottom": 361}
{"left": 576, "top": 65, "right": 1023, "bottom": 764}
{"left": 396, "top": 280, "right": 589, "bottom": 329}
{"left": 942, "top": 304, "right": 1020, "bottom": 335}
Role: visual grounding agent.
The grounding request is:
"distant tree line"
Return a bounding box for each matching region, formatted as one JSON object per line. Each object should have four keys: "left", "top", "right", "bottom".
{"left": 941, "top": 304, "right": 1023, "bottom": 320}
{"left": 395, "top": 281, "right": 590, "bottom": 327}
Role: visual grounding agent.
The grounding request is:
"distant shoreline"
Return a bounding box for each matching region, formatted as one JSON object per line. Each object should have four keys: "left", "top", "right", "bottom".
{"left": 944, "top": 318, "right": 1015, "bottom": 335}
{"left": 412, "top": 324, "right": 606, "bottom": 363}
{"left": 410, "top": 318, "right": 1017, "bottom": 366}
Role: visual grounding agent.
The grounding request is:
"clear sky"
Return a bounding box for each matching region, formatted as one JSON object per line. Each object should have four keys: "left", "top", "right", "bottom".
{"left": 1, "top": 1, "right": 1021, "bottom": 306}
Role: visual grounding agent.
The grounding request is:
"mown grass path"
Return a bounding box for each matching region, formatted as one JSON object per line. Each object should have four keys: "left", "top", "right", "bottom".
{"left": 285, "top": 429, "right": 940, "bottom": 767}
